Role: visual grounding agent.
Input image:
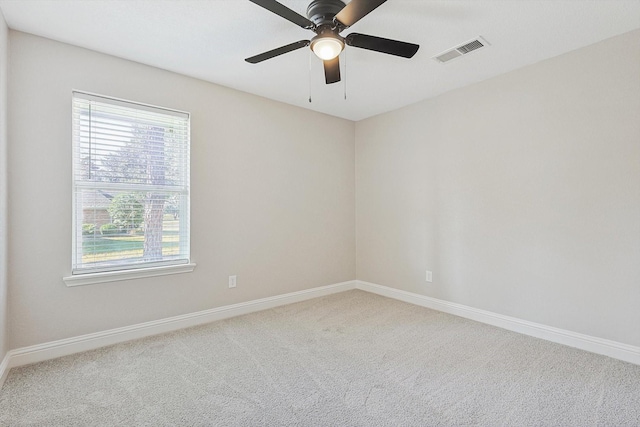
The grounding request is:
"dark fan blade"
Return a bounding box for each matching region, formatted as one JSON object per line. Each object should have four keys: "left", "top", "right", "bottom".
{"left": 245, "top": 40, "right": 310, "bottom": 64}
{"left": 345, "top": 33, "right": 419, "bottom": 58}
{"left": 249, "top": 0, "right": 315, "bottom": 29}
{"left": 334, "top": 0, "right": 387, "bottom": 28}
{"left": 323, "top": 57, "right": 341, "bottom": 84}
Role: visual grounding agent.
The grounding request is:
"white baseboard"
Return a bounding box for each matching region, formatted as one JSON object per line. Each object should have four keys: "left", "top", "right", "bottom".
{"left": 2, "top": 278, "right": 637, "bottom": 390}
{"left": 5, "top": 280, "right": 356, "bottom": 372}
{"left": 355, "top": 280, "right": 640, "bottom": 365}
{"left": 0, "top": 351, "right": 10, "bottom": 390}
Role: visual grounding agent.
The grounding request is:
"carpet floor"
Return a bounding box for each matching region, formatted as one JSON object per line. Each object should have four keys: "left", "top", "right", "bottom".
{"left": 1, "top": 290, "right": 639, "bottom": 426}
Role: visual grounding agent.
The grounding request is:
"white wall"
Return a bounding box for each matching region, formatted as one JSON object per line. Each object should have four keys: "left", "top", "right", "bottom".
{"left": 8, "top": 31, "right": 355, "bottom": 349}
{"left": 356, "top": 29, "right": 640, "bottom": 347}
{"left": 0, "top": 10, "right": 8, "bottom": 361}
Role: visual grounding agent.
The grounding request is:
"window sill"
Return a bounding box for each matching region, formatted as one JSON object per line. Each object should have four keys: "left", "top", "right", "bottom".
{"left": 63, "top": 263, "right": 196, "bottom": 287}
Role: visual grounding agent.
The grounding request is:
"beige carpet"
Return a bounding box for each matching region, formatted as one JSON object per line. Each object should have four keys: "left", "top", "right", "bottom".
{"left": 1, "top": 290, "right": 639, "bottom": 426}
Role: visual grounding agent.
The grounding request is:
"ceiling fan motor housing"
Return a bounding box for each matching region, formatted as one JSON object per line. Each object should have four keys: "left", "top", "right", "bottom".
{"left": 306, "top": 0, "right": 346, "bottom": 27}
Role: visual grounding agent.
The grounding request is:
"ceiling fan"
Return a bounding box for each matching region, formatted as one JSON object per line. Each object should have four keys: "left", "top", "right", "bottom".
{"left": 245, "top": 0, "right": 420, "bottom": 84}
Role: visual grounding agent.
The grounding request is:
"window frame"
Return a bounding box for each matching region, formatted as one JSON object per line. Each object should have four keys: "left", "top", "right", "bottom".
{"left": 64, "top": 91, "right": 195, "bottom": 286}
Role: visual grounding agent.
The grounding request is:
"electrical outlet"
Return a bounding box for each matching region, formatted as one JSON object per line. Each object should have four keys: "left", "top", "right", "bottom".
{"left": 426, "top": 270, "right": 433, "bottom": 283}
{"left": 228, "top": 275, "right": 237, "bottom": 288}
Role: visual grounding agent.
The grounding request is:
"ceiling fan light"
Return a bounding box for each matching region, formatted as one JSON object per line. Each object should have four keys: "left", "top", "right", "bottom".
{"left": 311, "top": 37, "right": 344, "bottom": 60}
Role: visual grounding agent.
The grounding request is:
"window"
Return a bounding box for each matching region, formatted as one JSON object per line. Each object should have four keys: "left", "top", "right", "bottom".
{"left": 69, "top": 92, "right": 190, "bottom": 280}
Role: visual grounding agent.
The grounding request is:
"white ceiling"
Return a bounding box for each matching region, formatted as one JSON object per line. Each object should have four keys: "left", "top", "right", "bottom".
{"left": 1, "top": 0, "right": 639, "bottom": 121}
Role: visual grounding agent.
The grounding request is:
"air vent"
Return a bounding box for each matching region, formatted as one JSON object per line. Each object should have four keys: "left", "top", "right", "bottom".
{"left": 433, "top": 36, "right": 489, "bottom": 63}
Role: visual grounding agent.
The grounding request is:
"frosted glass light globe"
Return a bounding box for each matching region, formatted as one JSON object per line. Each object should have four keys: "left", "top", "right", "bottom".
{"left": 311, "top": 37, "right": 344, "bottom": 60}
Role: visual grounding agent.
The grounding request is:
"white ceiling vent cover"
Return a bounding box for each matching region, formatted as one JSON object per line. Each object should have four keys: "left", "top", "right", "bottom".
{"left": 433, "top": 36, "right": 490, "bottom": 63}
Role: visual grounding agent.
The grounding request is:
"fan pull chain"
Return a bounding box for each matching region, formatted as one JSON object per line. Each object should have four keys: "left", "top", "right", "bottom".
{"left": 308, "top": 51, "right": 313, "bottom": 103}
{"left": 343, "top": 49, "right": 347, "bottom": 101}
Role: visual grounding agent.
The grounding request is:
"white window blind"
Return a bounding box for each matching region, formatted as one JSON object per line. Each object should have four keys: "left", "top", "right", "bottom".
{"left": 72, "top": 92, "right": 190, "bottom": 275}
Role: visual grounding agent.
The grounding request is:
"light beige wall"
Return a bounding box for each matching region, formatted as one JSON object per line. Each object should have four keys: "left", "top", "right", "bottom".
{"left": 356, "top": 29, "right": 640, "bottom": 347}
{"left": 0, "top": 10, "right": 8, "bottom": 360}
{"left": 8, "top": 31, "right": 355, "bottom": 349}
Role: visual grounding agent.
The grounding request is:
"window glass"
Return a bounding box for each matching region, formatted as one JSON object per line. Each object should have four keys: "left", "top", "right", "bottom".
{"left": 72, "top": 92, "right": 190, "bottom": 274}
